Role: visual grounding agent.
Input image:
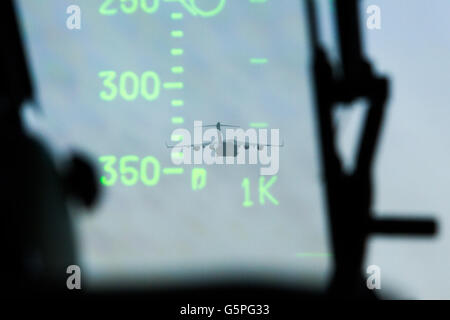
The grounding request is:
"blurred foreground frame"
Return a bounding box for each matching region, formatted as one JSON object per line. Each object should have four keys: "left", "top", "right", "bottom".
{"left": 3, "top": 0, "right": 438, "bottom": 301}
{"left": 305, "top": 0, "right": 437, "bottom": 298}
{"left": 3, "top": 0, "right": 98, "bottom": 295}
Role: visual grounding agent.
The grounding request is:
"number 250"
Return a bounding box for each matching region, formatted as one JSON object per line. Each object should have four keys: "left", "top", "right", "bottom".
{"left": 100, "top": 0, "right": 159, "bottom": 15}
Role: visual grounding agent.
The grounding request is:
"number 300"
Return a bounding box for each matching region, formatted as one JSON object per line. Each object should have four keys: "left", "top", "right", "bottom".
{"left": 99, "top": 71, "right": 161, "bottom": 102}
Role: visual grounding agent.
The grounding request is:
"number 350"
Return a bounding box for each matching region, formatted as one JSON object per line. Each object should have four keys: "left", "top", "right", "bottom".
{"left": 99, "top": 71, "right": 161, "bottom": 102}
{"left": 99, "top": 155, "right": 161, "bottom": 186}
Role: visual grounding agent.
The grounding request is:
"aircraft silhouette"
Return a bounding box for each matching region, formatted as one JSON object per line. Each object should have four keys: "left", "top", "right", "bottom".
{"left": 166, "top": 122, "right": 284, "bottom": 157}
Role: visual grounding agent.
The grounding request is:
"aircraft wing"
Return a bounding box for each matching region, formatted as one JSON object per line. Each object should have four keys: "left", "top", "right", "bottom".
{"left": 238, "top": 140, "right": 284, "bottom": 149}
{"left": 165, "top": 141, "right": 212, "bottom": 149}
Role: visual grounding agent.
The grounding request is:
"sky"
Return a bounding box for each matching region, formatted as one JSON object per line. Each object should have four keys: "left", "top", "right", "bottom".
{"left": 15, "top": 0, "right": 450, "bottom": 298}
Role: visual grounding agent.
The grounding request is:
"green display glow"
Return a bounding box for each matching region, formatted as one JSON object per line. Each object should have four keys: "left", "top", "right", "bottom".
{"left": 141, "top": 156, "right": 160, "bottom": 186}
{"left": 250, "top": 58, "right": 268, "bottom": 65}
{"left": 101, "top": 0, "right": 226, "bottom": 17}
{"left": 141, "top": 0, "right": 160, "bottom": 13}
{"left": 171, "top": 66, "right": 184, "bottom": 74}
{"left": 99, "top": 155, "right": 161, "bottom": 186}
{"left": 163, "top": 82, "right": 184, "bottom": 89}
{"left": 192, "top": 168, "right": 207, "bottom": 190}
{"left": 99, "top": 0, "right": 160, "bottom": 15}
{"left": 171, "top": 30, "right": 184, "bottom": 38}
{"left": 99, "top": 155, "right": 118, "bottom": 186}
{"left": 99, "top": 71, "right": 117, "bottom": 101}
{"left": 99, "top": 71, "right": 160, "bottom": 101}
{"left": 164, "top": 0, "right": 226, "bottom": 17}
{"left": 120, "top": 71, "right": 139, "bottom": 101}
{"left": 171, "top": 134, "right": 184, "bottom": 141}
{"left": 259, "top": 176, "right": 278, "bottom": 205}
{"left": 171, "top": 48, "right": 184, "bottom": 56}
{"left": 91, "top": 0, "right": 332, "bottom": 261}
{"left": 171, "top": 99, "right": 184, "bottom": 107}
{"left": 241, "top": 177, "right": 279, "bottom": 207}
{"left": 120, "top": 155, "right": 140, "bottom": 185}
{"left": 171, "top": 117, "right": 184, "bottom": 124}
{"left": 99, "top": 0, "right": 118, "bottom": 15}
{"left": 167, "top": 0, "right": 185, "bottom": 183}
{"left": 172, "top": 152, "right": 184, "bottom": 159}
{"left": 249, "top": 122, "right": 268, "bottom": 128}
{"left": 241, "top": 178, "right": 254, "bottom": 207}
{"left": 141, "top": 71, "right": 161, "bottom": 101}
{"left": 171, "top": 12, "right": 184, "bottom": 20}
{"left": 97, "top": 0, "right": 282, "bottom": 209}
{"left": 121, "top": 0, "right": 139, "bottom": 14}
{"left": 163, "top": 167, "right": 184, "bottom": 175}
{"left": 190, "top": 0, "right": 226, "bottom": 17}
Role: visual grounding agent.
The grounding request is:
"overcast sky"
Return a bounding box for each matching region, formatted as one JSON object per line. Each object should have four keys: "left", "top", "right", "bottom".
{"left": 16, "top": 0, "right": 450, "bottom": 298}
